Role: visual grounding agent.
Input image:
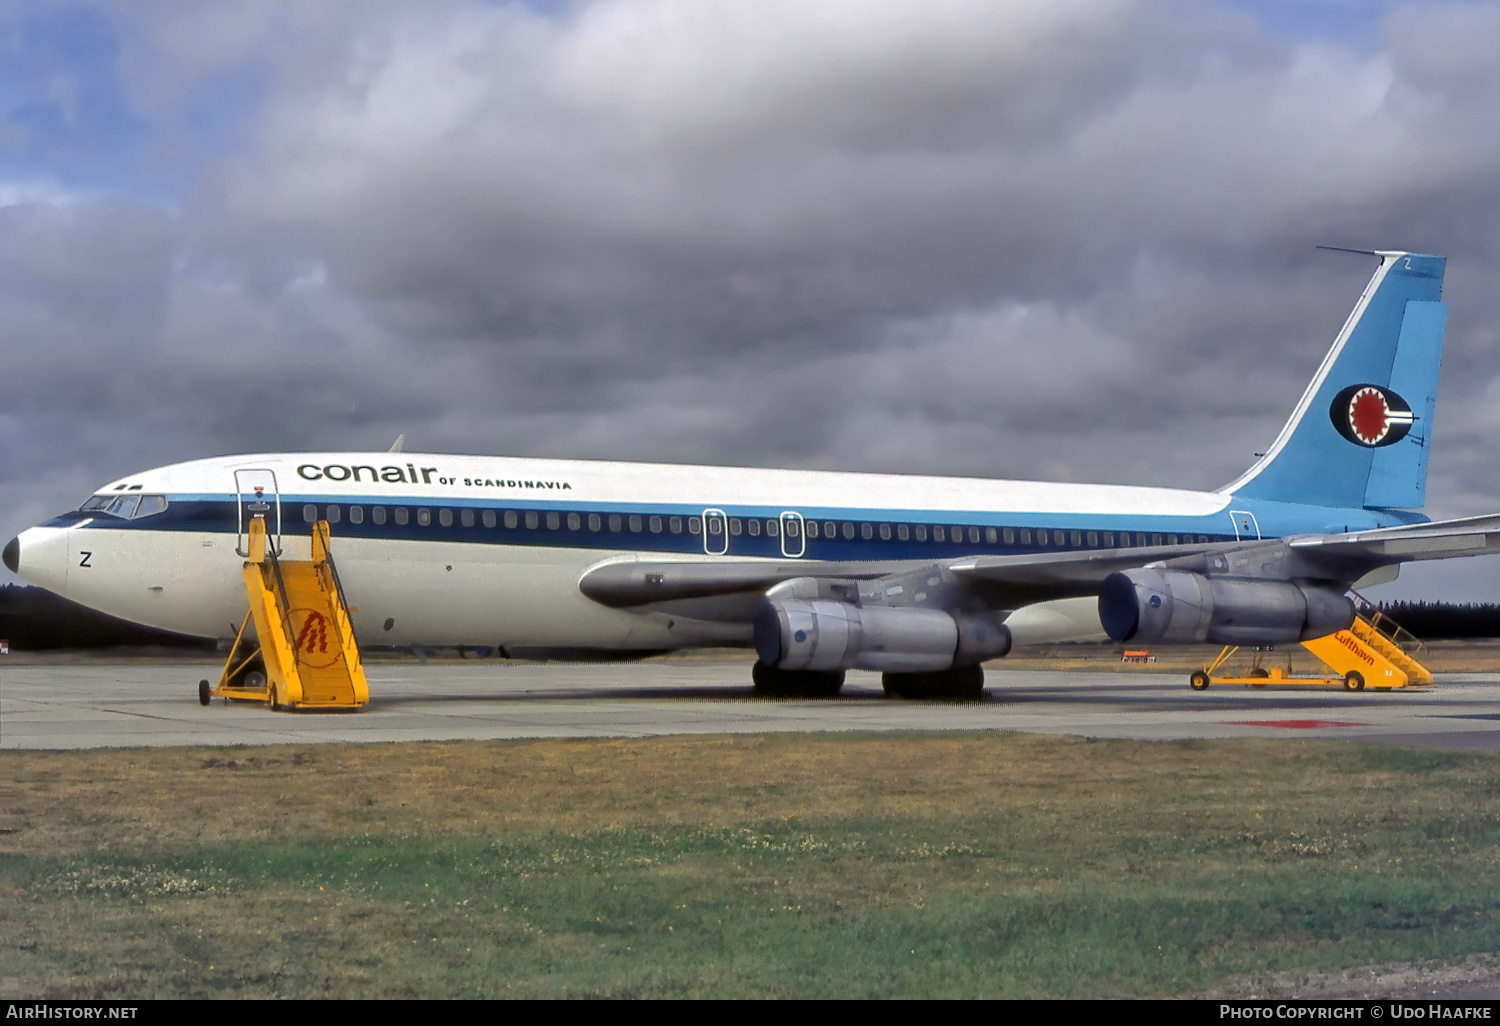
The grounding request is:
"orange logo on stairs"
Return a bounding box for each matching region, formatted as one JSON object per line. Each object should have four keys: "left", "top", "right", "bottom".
{"left": 291, "top": 609, "right": 342, "bottom": 668}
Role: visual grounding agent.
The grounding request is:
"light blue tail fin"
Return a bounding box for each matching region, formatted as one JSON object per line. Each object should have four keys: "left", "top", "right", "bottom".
{"left": 1224, "top": 251, "right": 1447, "bottom": 510}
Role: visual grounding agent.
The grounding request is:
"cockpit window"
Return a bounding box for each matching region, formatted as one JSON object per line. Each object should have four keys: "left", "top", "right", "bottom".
{"left": 106, "top": 495, "right": 141, "bottom": 518}
{"left": 135, "top": 494, "right": 168, "bottom": 517}
{"left": 79, "top": 494, "right": 169, "bottom": 519}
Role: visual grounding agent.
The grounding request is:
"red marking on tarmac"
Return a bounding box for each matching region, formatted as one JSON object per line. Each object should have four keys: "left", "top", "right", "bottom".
{"left": 1219, "top": 720, "right": 1374, "bottom": 730}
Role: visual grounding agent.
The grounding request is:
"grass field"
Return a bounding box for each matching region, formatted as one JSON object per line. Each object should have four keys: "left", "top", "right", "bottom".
{"left": 2, "top": 732, "right": 1499, "bottom": 998}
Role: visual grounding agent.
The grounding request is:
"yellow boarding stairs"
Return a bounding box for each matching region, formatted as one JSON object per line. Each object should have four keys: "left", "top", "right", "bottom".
{"left": 1192, "top": 595, "right": 1433, "bottom": 692}
{"left": 199, "top": 517, "right": 369, "bottom": 711}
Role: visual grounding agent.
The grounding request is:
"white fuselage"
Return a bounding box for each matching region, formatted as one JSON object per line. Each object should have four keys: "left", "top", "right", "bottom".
{"left": 11, "top": 451, "right": 1396, "bottom": 649}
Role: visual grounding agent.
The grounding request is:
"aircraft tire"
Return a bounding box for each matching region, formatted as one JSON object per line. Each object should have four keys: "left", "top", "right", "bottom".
{"left": 1344, "top": 671, "right": 1365, "bottom": 691}
{"left": 198, "top": 679, "right": 211, "bottom": 706}
{"left": 1189, "top": 671, "right": 1210, "bottom": 691}
{"left": 882, "top": 665, "right": 984, "bottom": 700}
{"left": 751, "top": 662, "right": 845, "bottom": 698}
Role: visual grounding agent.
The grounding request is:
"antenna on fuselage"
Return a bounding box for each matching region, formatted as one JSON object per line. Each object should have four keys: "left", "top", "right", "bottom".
{"left": 389, "top": 434, "right": 406, "bottom": 453}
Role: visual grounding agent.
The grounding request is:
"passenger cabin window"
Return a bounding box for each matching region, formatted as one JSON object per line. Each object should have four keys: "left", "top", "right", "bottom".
{"left": 689, "top": 517, "right": 702, "bottom": 534}
{"left": 1036, "top": 530, "right": 1047, "bottom": 546}
{"left": 504, "top": 511, "right": 518, "bottom": 528}
{"left": 748, "top": 519, "right": 761, "bottom": 537}
{"left": 649, "top": 515, "right": 662, "bottom": 533}
{"left": 588, "top": 513, "right": 601, "bottom": 531}
{"left": 303, "top": 504, "right": 317, "bottom": 523}
{"left": 547, "top": 512, "right": 561, "bottom": 530}
{"left": 460, "top": 509, "right": 474, "bottom": 528}
{"left": 395, "top": 508, "right": 410, "bottom": 526}
{"left": 768, "top": 519, "right": 780, "bottom": 538}
{"left": 483, "top": 510, "right": 496, "bottom": 528}
{"left": 1054, "top": 530, "right": 1065, "bottom": 546}
{"left": 898, "top": 524, "right": 909, "bottom": 541}
{"left": 934, "top": 526, "right": 946, "bottom": 543}
{"left": 985, "top": 527, "right": 997, "bottom": 544}
{"left": 807, "top": 521, "right": 819, "bottom": 539}
{"left": 879, "top": 524, "right": 891, "bottom": 541}
{"left": 372, "top": 507, "right": 387, "bottom": 525}
{"left": 417, "top": 508, "right": 431, "bottom": 527}
{"left": 1003, "top": 528, "right": 1014, "bottom": 545}
{"left": 628, "top": 515, "right": 642, "bottom": 532}
{"left": 1071, "top": 531, "right": 1081, "bottom": 547}
{"left": 609, "top": 514, "right": 623, "bottom": 532}
{"left": 438, "top": 509, "right": 452, "bottom": 527}
{"left": 326, "top": 505, "right": 341, "bottom": 524}
{"left": 729, "top": 518, "right": 741, "bottom": 536}
{"left": 349, "top": 506, "right": 364, "bottom": 525}
{"left": 842, "top": 522, "right": 855, "bottom": 540}
{"left": 670, "top": 517, "right": 682, "bottom": 534}
{"left": 824, "top": 522, "right": 837, "bottom": 539}
{"left": 915, "top": 525, "right": 928, "bottom": 542}
{"left": 569, "top": 513, "right": 582, "bottom": 531}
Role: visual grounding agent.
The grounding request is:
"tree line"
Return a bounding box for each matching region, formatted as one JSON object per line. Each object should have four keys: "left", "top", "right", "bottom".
{"left": 0, "top": 584, "right": 215, "bottom": 651}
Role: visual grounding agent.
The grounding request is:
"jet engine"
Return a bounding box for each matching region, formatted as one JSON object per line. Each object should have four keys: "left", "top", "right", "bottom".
{"left": 753, "top": 580, "right": 1011, "bottom": 673}
{"left": 1097, "top": 568, "right": 1354, "bottom": 646}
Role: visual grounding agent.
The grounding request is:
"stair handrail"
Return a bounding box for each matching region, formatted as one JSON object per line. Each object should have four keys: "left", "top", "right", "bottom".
{"left": 263, "top": 537, "right": 301, "bottom": 667}
{"left": 1349, "top": 590, "right": 1428, "bottom": 657}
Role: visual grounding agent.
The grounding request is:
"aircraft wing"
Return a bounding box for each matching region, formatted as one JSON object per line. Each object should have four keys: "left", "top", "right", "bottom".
{"left": 580, "top": 512, "right": 1500, "bottom": 614}
{"left": 579, "top": 540, "right": 1236, "bottom": 611}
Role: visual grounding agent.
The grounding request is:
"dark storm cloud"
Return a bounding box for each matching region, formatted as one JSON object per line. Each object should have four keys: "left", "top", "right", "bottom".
{"left": 5, "top": 0, "right": 1500, "bottom": 599}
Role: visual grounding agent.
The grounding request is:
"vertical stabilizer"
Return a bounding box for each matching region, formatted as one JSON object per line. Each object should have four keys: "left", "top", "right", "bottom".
{"left": 1223, "top": 251, "right": 1446, "bottom": 510}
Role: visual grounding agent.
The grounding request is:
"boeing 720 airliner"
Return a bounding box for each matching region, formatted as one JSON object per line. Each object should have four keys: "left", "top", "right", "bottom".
{"left": 8, "top": 249, "right": 1500, "bottom": 697}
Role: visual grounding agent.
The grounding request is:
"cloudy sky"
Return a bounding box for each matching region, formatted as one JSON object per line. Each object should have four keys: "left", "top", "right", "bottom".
{"left": 3, "top": 0, "right": 1500, "bottom": 599}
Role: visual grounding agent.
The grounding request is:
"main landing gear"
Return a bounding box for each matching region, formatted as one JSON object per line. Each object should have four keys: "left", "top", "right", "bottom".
{"left": 751, "top": 662, "right": 845, "bottom": 698}
{"left": 882, "top": 665, "right": 984, "bottom": 700}
{"left": 750, "top": 662, "right": 986, "bottom": 700}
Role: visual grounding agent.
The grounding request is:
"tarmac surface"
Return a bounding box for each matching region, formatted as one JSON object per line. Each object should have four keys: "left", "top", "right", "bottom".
{"left": 4, "top": 658, "right": 1500, "bottom": 750}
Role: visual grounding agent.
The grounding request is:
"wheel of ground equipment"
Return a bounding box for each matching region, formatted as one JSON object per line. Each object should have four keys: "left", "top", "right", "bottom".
{"left": 1343, "top": 670, "right": 1365, "bottom": 691}
{"left": 269, "top": 684, "right": 282, "bottom": 711}
{"left": 198, "top": 678, "right": 211, "bottom": 706}
{"left": 751, "top": 661, "right": 845, "bottom": 698}
{"left": 883, "top": 665, "right": 984, "bottom": 700}
{"left": 1189, "top": 671, "right": 1211, "bottom": 691}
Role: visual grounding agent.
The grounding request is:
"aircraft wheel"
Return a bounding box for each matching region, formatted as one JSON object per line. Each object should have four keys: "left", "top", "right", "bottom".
{"left": 751, "top": 662, "right": 845, "bottom": 698}
{"left": 1189, "top": 671, "right": 1210, "bottom": 691}
{"left": 198, "top": 679, "right": 211, "bottom": 706}
{"left": 269, "top": 684, "right": 282, "bottom": 712}
{"left": 1344, "top": 671, "right": 1365, "bottom": 691}
{"left": 883, "top": 665, "right": 984, "bottom": 700}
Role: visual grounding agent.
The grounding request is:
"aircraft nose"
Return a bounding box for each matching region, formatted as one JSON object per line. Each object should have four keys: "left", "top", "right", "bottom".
{"left": 8, "top": 526, "right": 70, "bottom": 592}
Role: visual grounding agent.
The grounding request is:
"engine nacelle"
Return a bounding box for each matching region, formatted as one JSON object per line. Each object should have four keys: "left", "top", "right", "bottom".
{"left": 753, "top": 581, "right": 1011, "bottom": 673}
{"left": 1097, "top": 568, "right": 1354, "bottom": 646}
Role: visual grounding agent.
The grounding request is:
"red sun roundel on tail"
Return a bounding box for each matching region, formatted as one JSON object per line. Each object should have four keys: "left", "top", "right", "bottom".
{"left": 1329, "top": 384, "right": 1414, "bottom": 448}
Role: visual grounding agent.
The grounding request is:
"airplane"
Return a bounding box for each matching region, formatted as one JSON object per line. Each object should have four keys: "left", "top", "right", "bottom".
{"left": 8, "top": 248, "right": 1500, "bottom": 699}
